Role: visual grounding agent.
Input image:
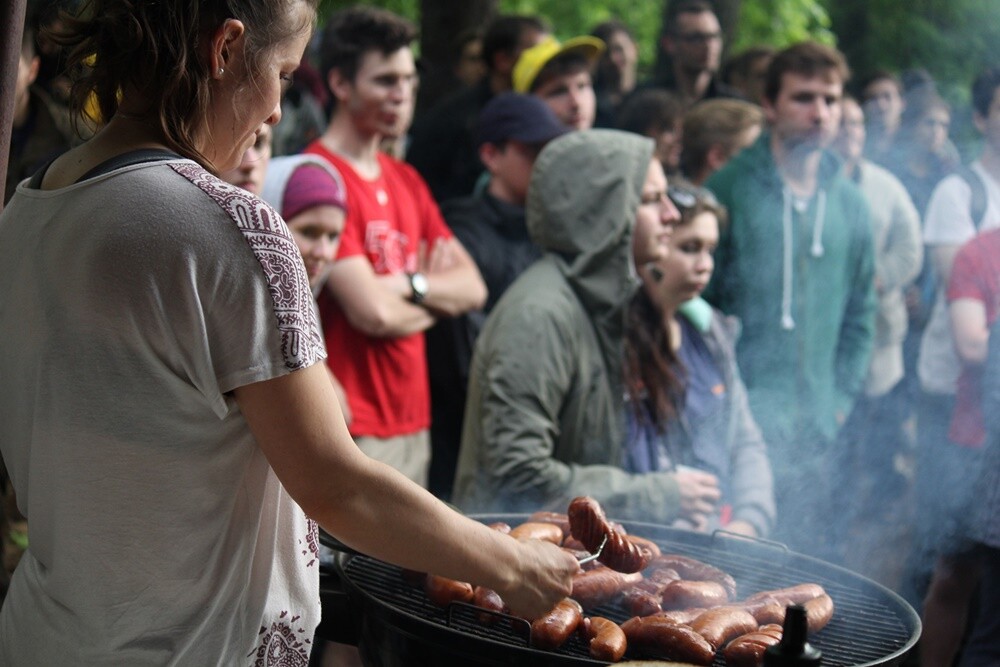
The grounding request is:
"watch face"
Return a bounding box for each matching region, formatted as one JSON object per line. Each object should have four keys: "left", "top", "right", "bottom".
{"left": 411, "top": 272, "right": 429, "bottom": 300}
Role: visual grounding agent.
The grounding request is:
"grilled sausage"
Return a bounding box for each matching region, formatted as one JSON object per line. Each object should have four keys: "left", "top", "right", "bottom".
{"left": 722, "top": 624, "right": 783, "bottom": 666}
{"left": 653, "top": 607, "right": 708, "bottom": 625}
{"left": 567, "top": 496, "right": 652, "bottom": 573}
{"left": 626, "top": 534, "right": 662, "bottom": 558}
{"left": 570, "top": 567, "right": 645, "bottom": 609}
{"left": 424, "top": 575, "right": 475, "bottom": 607}
{"left": 744, "top": 583, "right": 826, "bottom": 607}
{"left": 803, "top": 593, "right": 834, "bottom": 633}
{"left": 509, "top": 521, "right": 564, "bottom": 544}
{"left": 472, "top": 585, "right": 507, "bottom": 623}
{"left": 622, "top": 582, "right": 663, "bottom": 616}
{"left": 528, "top": 511, "right": 570, "bottom": 538}
{"left": 621, "top": 615, "right": 716, "bottom": 665}
{"left": 530, "top": 598, "right": 583, "bottom": 649}
{"left": 689, "top": 606, "right": 759, "bottom": 650}
{"left": 661, "top": 579, "right": 730, "bottom": 610}
{"left": 582, "top": 616, "right": 628, "bottom": 662}
{"left": 651, "top": 554, "right": 738, "bottom": 598}
{"left": 741, "top": 596, "right": 786, "bottom": 626}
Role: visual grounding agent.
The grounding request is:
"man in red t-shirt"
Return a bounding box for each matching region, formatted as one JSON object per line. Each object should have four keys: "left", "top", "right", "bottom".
{"left": 305, "top": 7, "right": 486, "bottom": 488}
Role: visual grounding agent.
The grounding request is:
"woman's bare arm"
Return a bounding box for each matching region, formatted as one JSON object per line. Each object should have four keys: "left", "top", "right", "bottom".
{"left": 233, "top": 363, "right": 577, "bottom": 618}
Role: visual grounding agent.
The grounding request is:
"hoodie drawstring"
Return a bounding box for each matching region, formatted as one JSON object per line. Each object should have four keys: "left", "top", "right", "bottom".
{"left": 780, "top": 187, "right": 827, "bottom": 330}
{"left": 811, "top": 189, "right": 827, "bottom": 258}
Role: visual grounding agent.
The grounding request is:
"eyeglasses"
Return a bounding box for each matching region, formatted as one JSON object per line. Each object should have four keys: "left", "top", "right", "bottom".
{"left": 668, "top": 184, "right": 719, "bottom": 210}
{"left": 675, "top": 31, "right": 722, "bottom": 44}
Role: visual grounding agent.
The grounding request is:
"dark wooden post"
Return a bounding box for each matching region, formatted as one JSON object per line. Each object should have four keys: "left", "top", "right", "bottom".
{"left": 0, "top": 0, "right": 29, "bottom": 214}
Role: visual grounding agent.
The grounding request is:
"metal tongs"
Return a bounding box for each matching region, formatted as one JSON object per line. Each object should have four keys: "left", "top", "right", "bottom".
{"left": 576, "top": 534, "right": 608, "bottom": 565}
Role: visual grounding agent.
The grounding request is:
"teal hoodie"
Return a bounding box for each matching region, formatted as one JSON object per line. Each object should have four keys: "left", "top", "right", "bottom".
{"left": 704, "top": 132, "right": 876, "bottom": 450}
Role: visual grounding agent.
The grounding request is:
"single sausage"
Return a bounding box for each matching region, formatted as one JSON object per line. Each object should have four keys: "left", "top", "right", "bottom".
{"left": 661, "top": 579, "right": 730, "bottom": 610}
{"left": 648, "top": 567, "right": 681, "bottom": 586}
{"left": 653, "top": 607, "right": 708, "bottom": 625}
{"left": 571, "top": 567, "right": 645, "bottom": 609}
{"left": 582, "top": 616, "right": 628, "bottom": 662}
{"left": 509, "top": 521, "right": 564, "bottom": 544}
{"left": 689, "top": 606, "right": 759, "bottom": 650}
{"left": 530, "top": 598, "right": 583, "bottom": 649}
{"left": 472, "top": 585, "right": 507, "bottom": 623}
{"left": 621, "top": 568, "right": 680, "bottom": 616}
{"left": 803, "top": 593, "right": 834, "bottom": 633}
{"left": 744, "top": 583, "right": 826, "bottom": 607}
{"left": 621, "top": 615, "right": 716, "bottom": 665}
{"left": 622, "top": 585, "right": 665, "bottom": 617}
{"left": 424, "top": 574, "right": 475, "bottom": 608}
{"left": 722, "top": 624, "right": 784, "bottom": 667}
{"left": 651, "top": 554, "right": 738, "bottom": 598}
{"left": 626, "top": 534, "right": 662, "bottom": 558}
{"left": 528, "top": 511, "right": 570, "bottom": 538}
{"left": 742, "top": 596, "right": 786, "bottom": 626}
{"left": 567, "top": 496, "right": 652, "bottom": 573}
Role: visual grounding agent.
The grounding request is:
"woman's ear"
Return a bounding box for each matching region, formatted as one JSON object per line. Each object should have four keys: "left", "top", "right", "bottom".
{"left": 208, "top": 18, "right": 246, "bottom": 79}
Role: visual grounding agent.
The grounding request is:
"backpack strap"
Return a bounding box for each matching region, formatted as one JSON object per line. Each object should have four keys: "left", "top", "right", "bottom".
{"left": 27, "top": 149, "right": 181, "bottom": 190}
{"left": 956, "top": 164, "right": 987, "bottom": 231}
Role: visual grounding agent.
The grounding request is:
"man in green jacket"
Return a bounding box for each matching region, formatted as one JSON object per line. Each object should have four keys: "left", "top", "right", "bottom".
{"left": 704, "top": 42, "right": 876, "bottom": 558}
{"left": 454, "top": 129, "right": 724, "bottom": 526}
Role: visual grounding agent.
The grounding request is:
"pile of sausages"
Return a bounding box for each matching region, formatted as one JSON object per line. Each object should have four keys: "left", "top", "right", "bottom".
{"left": 405, "top": 496, "right": 835, "bottom": 665}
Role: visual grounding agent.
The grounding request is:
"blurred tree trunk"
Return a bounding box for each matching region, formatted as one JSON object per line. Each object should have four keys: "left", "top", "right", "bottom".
{"left": 419, "top": 0, "right": 497, "bottom": 67}
{"left": 1, "top": 0, "right": 28, "bottom": 215}
{"left": 416, "top": 0, "right": 497, "bottom": 112}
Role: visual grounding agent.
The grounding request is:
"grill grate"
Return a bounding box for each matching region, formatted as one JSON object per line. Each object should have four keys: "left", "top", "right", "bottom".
{"left": 337, "top": 519, "right": 919, "bottom": 666}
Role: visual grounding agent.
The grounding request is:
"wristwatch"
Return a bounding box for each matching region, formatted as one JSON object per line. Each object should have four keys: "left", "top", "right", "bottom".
{"left": 407, "top": 271, "right": 429, "bottom": 304}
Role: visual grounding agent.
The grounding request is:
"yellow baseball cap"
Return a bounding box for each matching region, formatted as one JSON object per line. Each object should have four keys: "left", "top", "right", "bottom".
{"left": 512, "top": 35, "right": 605, "bottom": 94}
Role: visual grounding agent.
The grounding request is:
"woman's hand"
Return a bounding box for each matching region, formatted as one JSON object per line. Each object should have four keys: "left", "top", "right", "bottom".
{"left": 496, "top": 539, "right": 579, "bottom": 620}
{"left": 675, "top": 468, "right": 721, "bottom": 530}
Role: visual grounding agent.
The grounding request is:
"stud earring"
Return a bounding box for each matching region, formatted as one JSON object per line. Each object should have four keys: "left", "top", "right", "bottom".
{"left": 218, "top": 67, "right": 225, "bottom": 76}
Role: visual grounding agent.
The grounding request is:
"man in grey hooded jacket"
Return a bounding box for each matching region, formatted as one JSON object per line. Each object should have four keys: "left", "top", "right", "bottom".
{"left": 453, "top": 129, "right": 722, "bottom": 524}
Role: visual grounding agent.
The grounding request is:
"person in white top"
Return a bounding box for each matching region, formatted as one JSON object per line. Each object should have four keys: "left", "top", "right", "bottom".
{"left": 0, "top": 2, "right": 577, "bottom": 665}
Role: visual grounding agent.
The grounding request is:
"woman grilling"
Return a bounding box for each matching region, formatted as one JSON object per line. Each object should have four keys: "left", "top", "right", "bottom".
{"left": 623, "top": 183, "right": 776, "bottom": 538}
{"left": 0, "top": 2, "right": 577, "bottom": 664}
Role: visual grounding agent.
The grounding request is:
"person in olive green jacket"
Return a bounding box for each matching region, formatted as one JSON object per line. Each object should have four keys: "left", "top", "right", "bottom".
{"left": 453, "top": 129, "right": 723, "bottom": 525}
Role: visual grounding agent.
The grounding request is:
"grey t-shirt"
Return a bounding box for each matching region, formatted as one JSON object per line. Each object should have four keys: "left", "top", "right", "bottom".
{"left": 0, "top": 159, "right": 326, "bottom": 665}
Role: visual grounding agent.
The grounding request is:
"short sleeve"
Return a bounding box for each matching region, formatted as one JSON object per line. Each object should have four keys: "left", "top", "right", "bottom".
{"left": 947, "top": 239, "right": 988, "bottom": 304}
{"left": 924, "top": 174, "right": 975, "bottom": 246}
{"left": 170, "top": 164, "right": 326, "bottom": 404}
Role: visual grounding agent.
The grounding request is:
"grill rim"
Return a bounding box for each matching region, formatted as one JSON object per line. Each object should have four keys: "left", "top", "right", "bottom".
{"left": 325, "top": 514, "right": 921, "bottom": 666}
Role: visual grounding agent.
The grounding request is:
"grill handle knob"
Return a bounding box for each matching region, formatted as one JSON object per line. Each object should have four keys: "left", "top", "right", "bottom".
{"left": 763, "top": 604, "right": 822, "bottom": 666}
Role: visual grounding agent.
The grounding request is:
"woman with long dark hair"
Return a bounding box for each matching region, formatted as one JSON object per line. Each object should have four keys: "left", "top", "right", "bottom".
{"left": 624, "top": 184, "right": 775, "bottom": 537}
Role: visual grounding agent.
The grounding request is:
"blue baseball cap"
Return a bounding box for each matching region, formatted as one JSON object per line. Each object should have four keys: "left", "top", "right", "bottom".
{"left": 476, "top": 92, "right": 571, "bottom": 148}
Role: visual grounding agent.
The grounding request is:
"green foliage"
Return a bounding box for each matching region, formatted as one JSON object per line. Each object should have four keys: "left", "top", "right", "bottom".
{"left": 735, "top": 0, "right": 835, "bottom": 51}
{"left": 318, "top": 0, "right": 420, "bottom": 21}
{"left": 498, "top": 0, "right": 663, "bottom": 76}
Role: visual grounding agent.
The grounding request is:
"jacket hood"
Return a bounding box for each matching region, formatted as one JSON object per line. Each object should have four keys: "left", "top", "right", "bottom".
{"left": 527, "top": 129, "right": 654, "bottom": 314}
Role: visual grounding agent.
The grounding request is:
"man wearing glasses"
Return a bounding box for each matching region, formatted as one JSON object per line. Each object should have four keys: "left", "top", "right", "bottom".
{"left": 652, "top": 0, "right": 744, "bottom": 108}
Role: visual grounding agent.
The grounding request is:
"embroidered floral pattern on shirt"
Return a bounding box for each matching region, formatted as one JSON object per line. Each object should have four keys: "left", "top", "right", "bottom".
{"left": 249, "top": 612, "right": 312, "bottom": 667}
{"left": 173, "top": 163, "right": 325, "bottom": 370}
{"left": 301, "top": 519, "right": 320, "bottom": 567}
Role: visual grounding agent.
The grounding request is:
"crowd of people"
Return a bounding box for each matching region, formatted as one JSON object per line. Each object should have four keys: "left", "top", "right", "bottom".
{"left": 2, "top": 0, "right": 1000, "bottom": 665}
